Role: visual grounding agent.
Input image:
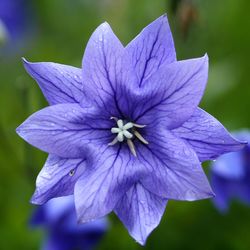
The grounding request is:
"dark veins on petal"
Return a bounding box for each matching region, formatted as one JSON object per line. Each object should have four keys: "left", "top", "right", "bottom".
{"left": 32, "top": 156, "right": 86, "bottom": 204}
{"left": 134, "top": 62, "right": 204, "bottom": 123}
{"left": 100, "top": 39, "right": 123, "bottom": 117}
{"left": 137, "top": 25, "right": 166, "bottom": 87}
{"left": 23, "top": 60, "right": 84, "bottom": 105}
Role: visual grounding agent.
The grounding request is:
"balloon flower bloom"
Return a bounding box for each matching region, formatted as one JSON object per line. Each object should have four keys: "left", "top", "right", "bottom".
{"left": 31, "top": 196, "right": 108, "bottom": 250}
{"left": 17, "top": 15, "right": 245, "bottom": 244}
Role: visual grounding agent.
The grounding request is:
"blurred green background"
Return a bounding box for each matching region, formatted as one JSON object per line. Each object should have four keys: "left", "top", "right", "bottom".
{"left": 0, "top": 0, "right": 250, "bottom": 249}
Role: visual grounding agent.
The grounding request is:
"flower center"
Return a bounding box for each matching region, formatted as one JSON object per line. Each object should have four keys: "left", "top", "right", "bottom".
{"left": 108, "top": 117, "right": 148, "bottom": 157}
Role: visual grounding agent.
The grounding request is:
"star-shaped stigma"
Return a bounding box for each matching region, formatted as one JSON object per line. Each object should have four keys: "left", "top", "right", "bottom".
{"left": 108, "top": 117, "right": 148, "bottom": 156}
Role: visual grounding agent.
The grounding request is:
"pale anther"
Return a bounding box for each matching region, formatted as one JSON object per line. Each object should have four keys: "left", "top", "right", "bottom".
{"left": 108, "top": 137, "right": 118, "bottom": 146}
{"left": 127, "top": 139, "right": 137, "bottom": 157}
{"left": 134, "top": 131, "right": 149, "bottom": 144}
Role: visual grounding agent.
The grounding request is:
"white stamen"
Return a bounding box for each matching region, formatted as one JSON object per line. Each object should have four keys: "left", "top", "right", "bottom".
{"left": 133, "top": 123, "right": 146, "bottom": 128}
{"left": 110, "top": 117, "right": 118, "bottom": 121}
{"left": 108, "top": 137, "right": 118, "bottom": 146}
{"left": 134, "top": 131, "right": 149, "bottom": 144}
{"left": 127, "top": 139, "right": 137, "bottom": 157}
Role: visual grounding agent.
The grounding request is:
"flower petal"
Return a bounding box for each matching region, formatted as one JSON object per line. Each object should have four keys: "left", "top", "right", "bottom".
{"left": 22, "top": 58, "right": 84, "bottom": 105}
{"left": 211, "top": 173, "right": 230, "bottom": 213}
{"left": 74, "top": 145, "right": 145, "bottom": 223}
{"left": 114, "top": 183, "right": 167, "bottom": 245}
{"left": 172, "top": 108, "right": 246, "bottom": 161}
{"left": 131, "top": 55, "right": 208, "bottom": 129}
{"left": 30, "top": 205, "right": 46, "bottom": 226}
{"left": 126, "top": 14, "right": 176, "bottom": 87}
{"left": 138, "top": 128, "right": 214, "bottom": 200}
{"left": 16, "top": 103, "right": 112, "bottom": 158}
{"left": 31, "top": 155, "right": 86, "bottom": 205}
{"left": 81, "top": 22, "right": 126, "bottom": 117}
{"left": 211, "top": 151, "right": 245, "bottom": 180}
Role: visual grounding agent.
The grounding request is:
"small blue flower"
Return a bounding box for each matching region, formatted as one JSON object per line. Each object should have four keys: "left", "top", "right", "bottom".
{"left": 31, "top": 196, "right": 108, "bottom": 250}
{"left": 0, "top": 0, "right": 29, "bottom": 44}
{"left": 211, "top": 131, "right": 250, "bottom": 212}
{"left": 17, "top": 15, "right": 245, "bottom": 244}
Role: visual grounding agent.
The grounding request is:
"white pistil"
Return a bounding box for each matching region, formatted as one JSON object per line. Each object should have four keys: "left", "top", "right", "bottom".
{"left": 111, "top": 119, "right": 133, "bottom": 142}
{"left": 123, "top": 122, "right": 134, "bottom": 130}
{"left": 109, "top": 118, "right": 148, "bottom": 156}
{"left": 111, "top": 128, "right": 120, "bottom": 133}
{"left": 117, "top": 131, "right": 124, "bottom": 142}
{"left": 117, "top": 119, "right": 123, "bottom": 129}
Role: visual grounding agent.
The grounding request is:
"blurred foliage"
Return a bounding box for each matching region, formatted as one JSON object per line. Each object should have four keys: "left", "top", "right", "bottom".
{"left": 0, "top": 0, "right": 250, "bottom": 249}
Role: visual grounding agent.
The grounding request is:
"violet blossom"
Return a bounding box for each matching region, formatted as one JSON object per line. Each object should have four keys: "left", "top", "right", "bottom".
{"left": 31, "top": 196, "right": 108, "bottom": 250}
{"left": 16, "top": 15, "right": 245, "bottom": 244}
{"left": 211, "top": 131, "right": 250, "bottom": 212}
{"left": 0, "top": 0, "right": 29, "bottom": 46}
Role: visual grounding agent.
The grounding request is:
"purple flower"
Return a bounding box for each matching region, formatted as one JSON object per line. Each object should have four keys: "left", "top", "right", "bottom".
{"left": 211, "top": 131, "right": 250, "bottom": 213}
{"left": 16, "top": 15, "right": 245, "bottom": 244}
{"left": 0, "top": 0, "right": 29, "bottom": 44}
{"left": 31, "top": 196, "right": 108, "bottom": 250}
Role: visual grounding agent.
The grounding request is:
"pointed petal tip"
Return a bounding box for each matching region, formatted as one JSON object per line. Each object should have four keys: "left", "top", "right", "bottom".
{"left": 21, "top": 57, "right": 32, "bottom": 66}
{"left": 184, "top": 188, "right": 215, "bottom": 201}
{"left": 146, "top": 14, "right": 170, "bottom": 31}
{"left": 129, "top": 230, "right": 151, "bottom": 246}
{"left": 97, "top": 21, "right": 112, "bottom": 32}
{"left": 202, "top": 188, "right": 216, "bottom": 200}
{"left": 135, "top": 238, "right": 147, "bottom": 246}
{"left": 230, "top": 135, "right": 248, "bottom": 150}
{"left": 210, "top": 190, "right": 216, "bottom": 198}
{"left": 30, "top": 194, "right": 44, "bottom": 205}
{"left": 16, "top": 124, "right": 24, "bottom": 137}
{"left": 30, "top": 187, "right": 51, "bottom": 205}
{"left": 21, "top": 57, "right": 27, "bottom": 63}
{"left": 202, "top": 190, "right": 216, "bottom": 200}
{"left": 159, "top": 13, "right": 167, "bottom": 20}
{"left": 16, "top": 122, "right": 28, "bottom": 140}
{"left": 239, "top": 139, "right": 248, "bottom": 146}
{"left": 190, "top": 53, "right": 208, "bottom": 63}
{"left": 76, "top": 216, "right": 97, "bottom": 225}
{"left": 126, "top": 229, "right": 148, "bottom": 246}
{"left": 155, "top": 13, "right": 169, "bottom": 22}
{"left": 15, "top": 125, "right": 21, "bottom": 135}
{"left": 102, "top": 21, "right": 110, "bottom": 27}
{"left": 21, "top": 57, "right": 34, "bottom": 73}
{"left": 195, "top": 53, "right": 208, "bottom": 64}
{"left": 203, "top": 53, "right": 209, "bottom": 61}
